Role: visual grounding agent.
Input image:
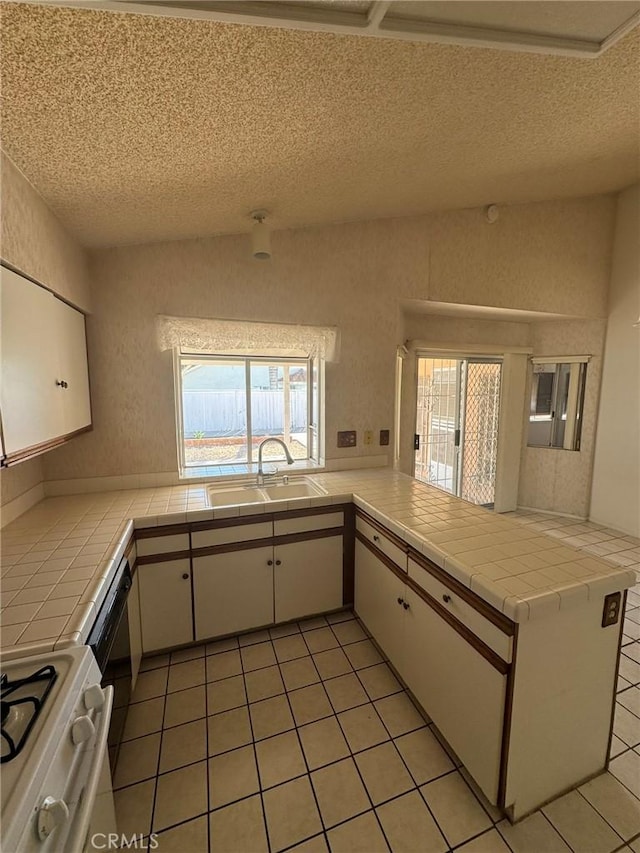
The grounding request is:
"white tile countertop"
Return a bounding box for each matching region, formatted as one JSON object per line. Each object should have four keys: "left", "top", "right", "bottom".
{"left": 0, "top": 469, "right": 635, "bottom": 659}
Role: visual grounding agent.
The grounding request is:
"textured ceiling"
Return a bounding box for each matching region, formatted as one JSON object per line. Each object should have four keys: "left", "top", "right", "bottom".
{"left": 1, "top": 2, "right": 638, "bottom": 247}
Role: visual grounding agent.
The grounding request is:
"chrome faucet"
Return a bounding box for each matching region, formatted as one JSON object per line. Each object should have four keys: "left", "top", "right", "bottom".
{"left": 256, "top": 438, "right": 294, "bottom": 485}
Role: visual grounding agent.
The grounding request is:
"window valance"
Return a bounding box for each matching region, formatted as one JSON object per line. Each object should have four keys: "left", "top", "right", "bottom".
{"left": 157, "top": 315, "right": 340, "bottom": 362}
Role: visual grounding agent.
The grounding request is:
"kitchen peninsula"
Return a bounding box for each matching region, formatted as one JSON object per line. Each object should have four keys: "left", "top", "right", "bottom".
{"left": 0, "top": 468, "right": 633, "bottom": 822}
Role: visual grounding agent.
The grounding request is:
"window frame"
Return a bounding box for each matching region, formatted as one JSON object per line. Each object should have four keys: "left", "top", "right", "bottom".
{"left": 174, "top": 351, "right": 322, "bottom": 473}
{"left": 527, "top": 359, "right": 588, "bottom": 451}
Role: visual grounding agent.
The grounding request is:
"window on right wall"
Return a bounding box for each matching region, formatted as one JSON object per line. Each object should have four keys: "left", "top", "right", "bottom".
{"left": 527, "top": 358, "right": 588, "bottom": 451}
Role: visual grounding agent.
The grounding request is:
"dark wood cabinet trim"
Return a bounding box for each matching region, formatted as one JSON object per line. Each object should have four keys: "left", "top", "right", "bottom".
{"left": 357, "top": 531, "right": 509, "bottom": 675}
{"left": 192, "top": 526, "right": 344, "bottom": 560}
{"left": 190, "top": 538, "right": 273, "bottom": 559}
{"left": 498, "top": 622, "right": 519, "bottom": 809}
{"left": 406, "top": 575, "right": 510, "bottom": 676}
{"left": 408, "top": 549, "right": 514, "bottom": 636}
{"left": 136, "top": 504, "right": 350, "bottom": 543}
{"left": 136, "top": 550, "right": 192, "bottom": 566}
{"left": 190, "top": 514, "right": 273, "bottom": 534}
{"left": 1, "top": 425, "right": 93, "bottom": 468}
{"left": 355, "top": 508, "right": 514, "bottom": 637}
{"left": 273, "top": 527, "right": 344, "bottom": 548}
{"left": 356, "top": 531, "right": 410, "bottom": 584}
{"left": 343, "top": 504, "right": 355, "bottom": 606}
{"left": 275, "top": 504, "right": 348, "bottom": 520}
{"left": 355, "top": 508, "right": 409, "bottom": 553}
{"left": 136, "top": 523, "right": 191, "bottom": 539}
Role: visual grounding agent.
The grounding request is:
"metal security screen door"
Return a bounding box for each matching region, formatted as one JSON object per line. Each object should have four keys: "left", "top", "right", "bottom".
{"left": 414, "top": 357, "right": 502, "bottom": 506}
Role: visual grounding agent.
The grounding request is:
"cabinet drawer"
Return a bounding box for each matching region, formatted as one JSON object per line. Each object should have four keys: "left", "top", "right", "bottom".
{"left": 192, "top": 520, "right": 273, "bottom": 549}
{"left": 356, "top": 516, "right": 407, "bottom": 572}
{"left": 274, "top": 512, "right": 343, "bottom": 536}
{"left": 136, "top": 533, "right": 189, "bottom": 557}
{"left": 408, "top": 557, "right": 513, "bottom": 663}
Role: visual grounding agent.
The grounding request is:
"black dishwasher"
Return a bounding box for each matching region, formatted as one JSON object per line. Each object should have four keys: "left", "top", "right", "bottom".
{"left": 87, "top": 555, "right": 133, "bottom": 770}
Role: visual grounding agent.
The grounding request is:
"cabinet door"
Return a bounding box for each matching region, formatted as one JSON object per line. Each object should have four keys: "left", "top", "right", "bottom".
{"left": 51, "top": 296, "right": 92, "bottom": 434}
{"left": 354, "top": 540, "right": 406, "bottom": 675}
{"left": 403, "top": 587, "right": 506, "bottom": 804}
{"left": 274, "top": 535, "right": 343, "bottom": 623}
{"left": 193, "top": 547, "right": 274, "bottom": 640}
{"left": 137, "top": 559, "right": 193, "bottom": 653}
{"left": 0, "top": 267, "right": 63, "bottom": 454}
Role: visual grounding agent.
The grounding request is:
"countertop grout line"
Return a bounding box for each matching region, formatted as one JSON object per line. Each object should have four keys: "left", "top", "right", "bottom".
{"left": 1, "top": 470, "right": 637, "bottom": 658}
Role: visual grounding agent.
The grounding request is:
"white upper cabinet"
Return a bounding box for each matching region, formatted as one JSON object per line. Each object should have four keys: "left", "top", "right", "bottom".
{"left": 0, "top": 265, "right": 92, "bottom": 461}
{"left": 51, "top": 295, "right": 92, "bottom": 435}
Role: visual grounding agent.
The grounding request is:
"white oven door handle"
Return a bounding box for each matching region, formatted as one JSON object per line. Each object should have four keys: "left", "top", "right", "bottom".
{"left": 65, "top": 685, "right": 114, "bottom": 853}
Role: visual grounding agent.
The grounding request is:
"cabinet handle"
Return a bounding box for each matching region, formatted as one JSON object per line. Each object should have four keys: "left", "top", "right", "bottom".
{"left": 56, "top": 380, "right": 68, "bottom": 389}
{"left": 267, "top": 560, "right": 273, "bottom": 566}
{"left": 403, "top": 601, "right": 410, "bottom": 610}
{"left": 182, "top": 573, "right": 189, "bottom": 580}
{"left": 275, "top": 560, "right": 282, "bottom": 566}
{"left": 397, "top": 597, "right": 404, "bottom": 606}
{"left": 373, "top": 535, "right": 380, "bottom": 542}
{"left": 442, "top": 594, "right": 451, "bottom": 604}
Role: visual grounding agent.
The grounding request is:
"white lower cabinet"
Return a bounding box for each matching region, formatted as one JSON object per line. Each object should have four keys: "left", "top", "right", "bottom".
{"left": 355, "top": 538, "right": 506, "bottom": 805}
{"left": 193, "top": 536, "right": 344, "bottom": 639}
{"left": 193, "top": 546, "right": 274, "bottom": 640}
{"left": 137, "top": 559, "right": 193, "bottom": 653}
{"left": 274, "top": 536, "right": 343, "bottom": 623}
{"left": 403, "top": 587, "right": 506, "bottom": 804}
{"left": 354, "top": 540, "right": 406, "bottom": 676}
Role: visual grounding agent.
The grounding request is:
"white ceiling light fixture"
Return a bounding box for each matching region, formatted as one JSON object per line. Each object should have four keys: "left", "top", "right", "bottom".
{"left": 251, "top": 210, "right": 271, "bottom": 260}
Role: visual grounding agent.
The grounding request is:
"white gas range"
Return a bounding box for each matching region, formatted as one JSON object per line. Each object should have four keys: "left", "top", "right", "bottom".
{"left": 1, "top": 645, "right": 117, "bottom": 853}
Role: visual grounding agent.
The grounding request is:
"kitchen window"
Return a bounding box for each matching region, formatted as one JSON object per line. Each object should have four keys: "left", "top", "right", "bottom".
{"left": 527, "top": 358, "right": 588, "bottom": 451}
{"left": 175, "top": 353, "right": 322, "bottom": 474}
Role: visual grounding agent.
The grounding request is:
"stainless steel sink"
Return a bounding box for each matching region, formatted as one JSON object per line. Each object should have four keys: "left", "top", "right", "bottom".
{"left": 206, "top": 477, "right": 327, "bottom": 507}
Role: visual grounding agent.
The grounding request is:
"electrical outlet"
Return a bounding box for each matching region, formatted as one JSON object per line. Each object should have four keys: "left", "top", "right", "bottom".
{"left": 364, "top": 430, "right": 373, "bottom": 446}
{"left": 379, "top": 429, "right": 390, "bottom": 446}
{"left": 337, "top": 430, "right": 357, "bottom": 448}
{"left": 602, "top": 592, "right": 621, "bottom": 627}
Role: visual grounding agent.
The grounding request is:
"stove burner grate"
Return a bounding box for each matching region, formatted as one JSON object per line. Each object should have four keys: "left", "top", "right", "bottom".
{"left": 0, "top": 665, "right": 57, "bottom": 763}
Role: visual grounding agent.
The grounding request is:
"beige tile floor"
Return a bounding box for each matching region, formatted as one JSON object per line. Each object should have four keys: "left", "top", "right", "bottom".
{"left": 113, "top": 512, "right": 640, "bottom": 853}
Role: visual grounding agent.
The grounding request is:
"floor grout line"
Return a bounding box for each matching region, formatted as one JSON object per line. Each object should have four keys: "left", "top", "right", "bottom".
{"left": 115, "top": 607, "right": 640, "bottom": 853}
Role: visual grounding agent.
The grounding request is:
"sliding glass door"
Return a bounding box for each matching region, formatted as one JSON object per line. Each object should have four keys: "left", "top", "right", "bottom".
{"left": 414, "top": 356, "right": 502, "bottom": 506}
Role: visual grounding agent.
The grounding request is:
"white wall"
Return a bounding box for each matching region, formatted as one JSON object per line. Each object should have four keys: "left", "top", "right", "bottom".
{"left": 518, "top": 319, "right": 607, "bottom": 518}
{"left": 590, "top": 184, "right": 640, "bottom": 536}
{"left": 43, "top": 195, "right": 616, "bottom": 485}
